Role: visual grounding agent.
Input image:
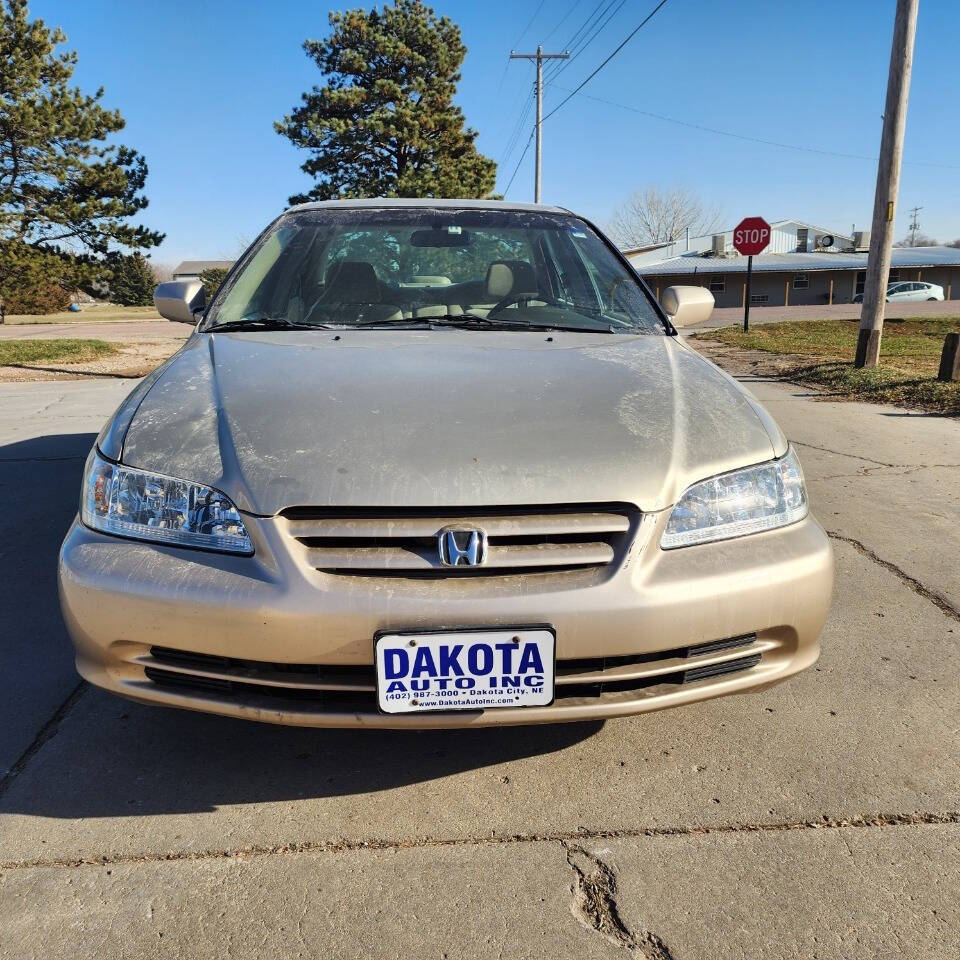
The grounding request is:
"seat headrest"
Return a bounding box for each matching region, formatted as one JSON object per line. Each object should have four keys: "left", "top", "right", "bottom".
{"left": 485, "top": 260, "right": 538, "bottom": 300}
{"left": 324, "top": 260, "right": 380, "bottom": 303}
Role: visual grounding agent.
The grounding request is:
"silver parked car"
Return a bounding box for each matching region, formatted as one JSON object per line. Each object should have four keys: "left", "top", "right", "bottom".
{"left": 59, "top": 200, "right": 833, "bottom": 728}
{"left": 853, "top": 280, "right": 944, "bottom": 303}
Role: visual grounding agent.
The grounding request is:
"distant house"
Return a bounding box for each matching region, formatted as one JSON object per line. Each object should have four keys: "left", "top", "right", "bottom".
{"left": 171, "top": 260, "right": 234, "bottom": 282}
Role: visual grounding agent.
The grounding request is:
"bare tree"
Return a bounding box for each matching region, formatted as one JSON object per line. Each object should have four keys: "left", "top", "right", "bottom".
{"left": 946, "top": 238, "right": 960, "bottom": 249}
{"left": 148, "top": 260, "right": 174, "bottom": 283}
{"left": 221, "top": 233, "right": 254, "bottom": 259}
{"left": 893, "top": 232, "right": 938, "bottom": 247}
{"left": 608, "top": 187, "right": 723, "bottom": 249}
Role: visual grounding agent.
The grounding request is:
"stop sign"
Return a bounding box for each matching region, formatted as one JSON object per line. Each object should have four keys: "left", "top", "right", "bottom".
{"left": 733, "top": 217, "right": 771, "bottom": 256}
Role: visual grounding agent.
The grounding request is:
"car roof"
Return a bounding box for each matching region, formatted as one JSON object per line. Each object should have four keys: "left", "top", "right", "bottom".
{"left": 286, "top": 198, "right": 573, "bottom": 216}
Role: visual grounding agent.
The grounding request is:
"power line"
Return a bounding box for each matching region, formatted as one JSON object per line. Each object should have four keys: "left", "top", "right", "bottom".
{"left": 499, "top": 94, "right": 533, "bottom": 168}
{"left": 552, "top": 85, "right": 960, "bottom": 170}
{"left": 497, "top": 0, "right": 617, "bottom": 192}
{"left": 502, "top": 132, "right": 535, "bottom": 196}
{"left": 541, "top": 0, "right": 671, "bottom": 124}
{"left": 495, "top": 0, "right": 549, "bottom": 99}
{"left": 545, "top": 0, "right": 629, "bottom": 83}
{"left": 552, "top": 0, "right": 615, "bottom": 58}
{"left": 541, "top": 0, "right": 584, "bottom": 44}
{"left": 498, "top": 0, "right": 581, "bottom": 192}
{"left": 512, "top": 0, "right": 549, "bottom": 48}
{"left": 543, "top": 0, "right": 616, "bottom": 82}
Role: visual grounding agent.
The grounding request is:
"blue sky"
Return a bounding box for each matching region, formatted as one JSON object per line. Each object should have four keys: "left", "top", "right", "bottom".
{"left": 32, "top": 0, "right": 960, "bottom": 264}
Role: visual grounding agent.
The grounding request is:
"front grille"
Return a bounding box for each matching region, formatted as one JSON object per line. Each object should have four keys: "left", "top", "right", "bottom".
{"left": 280, "top": 504, "right": 639, "bottom": 577}
{"left": 143, "top": 633, "right": 763, "bottom": 712}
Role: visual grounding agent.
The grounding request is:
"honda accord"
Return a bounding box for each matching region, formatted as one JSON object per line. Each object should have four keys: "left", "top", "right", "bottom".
{"left": 58, "top": 200, "right": 833, "bottom": 727}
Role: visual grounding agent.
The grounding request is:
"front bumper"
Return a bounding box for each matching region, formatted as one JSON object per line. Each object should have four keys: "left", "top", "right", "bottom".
{"left": 58, "top": 510, "right": 833, "bottom": 728}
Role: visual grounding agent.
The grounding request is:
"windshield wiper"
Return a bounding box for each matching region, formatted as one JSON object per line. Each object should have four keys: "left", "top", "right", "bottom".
{"left": 436, "top": 314, "right": 617, "bottom": 334}
{"left": 350, "top": 317, "right": 433, "bottom": 329}
{"left": 209, "top": 316, "right": 334, "bottom": 333}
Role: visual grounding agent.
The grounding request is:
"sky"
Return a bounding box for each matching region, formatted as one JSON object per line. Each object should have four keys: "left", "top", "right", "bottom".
{"left": 30, "top": 0, "right": 960, "bottom": 265}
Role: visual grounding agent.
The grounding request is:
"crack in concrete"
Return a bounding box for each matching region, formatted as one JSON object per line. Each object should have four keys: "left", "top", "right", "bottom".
{"left": 792, "top": 440, "right": 960, "bottom": 477}
{"left": 809, "top": 463, "right": 960, "bottom": 482}
{"left": 0, "top": 681, "right": 86, "bottom": 799}
{"left": 791, "top": 440, "right": 898, "bottom": 468}
{"left": 0, "top": 454, "right": 86, "bottom": 463}
{"left": 2, "top": 810, "right": 957, "bottom": 873}
{"left": 827, "top": 531, "right": 960, "bottom": 623}
{"left": 564, "top": 842, "right": 674, "bottom": 957}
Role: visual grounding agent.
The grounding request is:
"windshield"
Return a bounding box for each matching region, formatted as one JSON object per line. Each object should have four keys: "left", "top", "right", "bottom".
{"left": 203, "top": 207, "right": 666, "bottom": 334}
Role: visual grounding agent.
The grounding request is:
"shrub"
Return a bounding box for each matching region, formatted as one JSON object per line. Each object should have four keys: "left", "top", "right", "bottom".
{"left": 199, "top": 267, "right": 229, "bottom": 303}
{"left": 2, "top": 278, "right": 72, "bottom": 315}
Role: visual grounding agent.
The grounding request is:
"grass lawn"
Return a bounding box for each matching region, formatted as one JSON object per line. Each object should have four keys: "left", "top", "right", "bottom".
{"left": 696, "top": 317, "right": 960, "bottom": 415}
{"left": 0, "top": 339, "right": 119, "bottom": 366}
{"left": 4, "top": 304, "right": 161, "bottom": 324}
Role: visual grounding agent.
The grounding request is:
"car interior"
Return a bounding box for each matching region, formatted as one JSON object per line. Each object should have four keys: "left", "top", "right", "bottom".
{"left": 300, "top": 257, "right": 545, "bottom": 324}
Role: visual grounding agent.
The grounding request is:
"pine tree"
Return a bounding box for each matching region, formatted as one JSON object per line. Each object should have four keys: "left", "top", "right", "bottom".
{"left": 0, "top": 0, "right": 163, "bottom": 309}
{"left": 107, "top": 253, "right": 157, "bottom": 307}
{"left": 276, "top": 0, "right": 496, "bottom": 203}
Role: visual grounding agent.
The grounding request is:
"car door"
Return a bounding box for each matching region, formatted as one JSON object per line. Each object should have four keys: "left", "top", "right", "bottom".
{"left": 886, "top": 283, "right": 906, "bottom": 301}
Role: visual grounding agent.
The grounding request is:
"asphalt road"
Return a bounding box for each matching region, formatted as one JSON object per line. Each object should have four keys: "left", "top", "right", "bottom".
{"left": 686, "top": 297, "right": 959, "bottom": 330}
{"left": 0, "top": 319, "right": 190, "bottom": 342}
{"left": 0, "top": 371, "right": 957, "bottom": 959}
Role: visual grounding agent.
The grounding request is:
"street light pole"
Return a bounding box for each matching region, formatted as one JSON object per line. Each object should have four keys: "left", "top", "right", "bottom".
{"left": 510, "top": 45, "right": 569, "bottom": 203}
{"left": 855, "top": 0, "right": 919, "bottom": 369}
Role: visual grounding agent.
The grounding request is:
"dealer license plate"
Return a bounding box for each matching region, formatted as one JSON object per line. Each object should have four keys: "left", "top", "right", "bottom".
{"left": 374, "top": 627, "right": 556, "bottom": 714}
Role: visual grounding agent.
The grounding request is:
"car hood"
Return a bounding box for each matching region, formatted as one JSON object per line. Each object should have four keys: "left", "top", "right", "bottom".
{"left": 116, "top": 330, "right": 783, "bottom": 515}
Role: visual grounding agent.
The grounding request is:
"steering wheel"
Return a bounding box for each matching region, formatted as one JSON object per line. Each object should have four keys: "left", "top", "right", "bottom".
{"left": 488, "top": 292, "right": 564, "bottom": 318}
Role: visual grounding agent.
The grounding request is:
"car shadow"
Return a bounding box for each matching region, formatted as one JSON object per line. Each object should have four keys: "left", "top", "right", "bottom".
{"left": 14, "top": 690, "right": 604, "bottom": 818}
{"left": 0, "top": 433, "right": 99, "bottom": 781}
{"left": 0, "top": 431, "right": 602, "bottom": 819}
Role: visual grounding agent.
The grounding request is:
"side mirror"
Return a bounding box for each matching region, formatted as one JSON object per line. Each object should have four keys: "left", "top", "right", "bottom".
{"left": 154, "top": 280, "right": 206, "bottom": 324}
{"left": 660, "top": 285, "right": 714, "bottom": 328}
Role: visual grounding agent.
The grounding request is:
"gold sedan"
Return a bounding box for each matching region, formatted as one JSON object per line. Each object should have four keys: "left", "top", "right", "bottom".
{"left": 59, "top": 200, "right": 833, "bottom": 727}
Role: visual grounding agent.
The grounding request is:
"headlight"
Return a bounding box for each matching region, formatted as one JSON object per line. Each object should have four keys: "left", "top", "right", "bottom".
{"left": 81, "top": 449, "right": 253, "bottom": 555}
{"left": 661, "top": 447, "right": 808, "bottom": 549}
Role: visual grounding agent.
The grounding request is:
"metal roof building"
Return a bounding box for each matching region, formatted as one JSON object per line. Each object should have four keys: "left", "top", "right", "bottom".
{"left": 171, "top": 260, "right": 234, "bottom": 281}
{"left": 625, "top": 220, "right": 960, "bottom": 307}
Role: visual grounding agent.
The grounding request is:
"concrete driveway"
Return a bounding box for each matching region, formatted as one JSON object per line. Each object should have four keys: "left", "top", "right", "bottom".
{"left": 0, "top": 373, "right": 957, "bottom": 959}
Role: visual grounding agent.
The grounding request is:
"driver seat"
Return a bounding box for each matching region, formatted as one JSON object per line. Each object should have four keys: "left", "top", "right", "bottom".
{"left": 458, "top": 260, "right": 539, "bottom": 317}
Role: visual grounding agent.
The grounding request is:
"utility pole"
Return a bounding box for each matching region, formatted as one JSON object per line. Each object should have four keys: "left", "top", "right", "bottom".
{"left": 855, "top": 0, "right": 919, "bottom": 369}
{"left": 908, "top": 205, "right": 922, "bottom": 245}
{"left": 510, "top": 45, "right": 569, "bottom": 202}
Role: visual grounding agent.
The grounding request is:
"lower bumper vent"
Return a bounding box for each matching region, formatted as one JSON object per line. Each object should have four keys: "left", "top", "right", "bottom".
{"left": 143, "top": 633, "right": 763, "bottom": 712}
{"left": 682, "top": 653, "right": 762, "bottom": 684}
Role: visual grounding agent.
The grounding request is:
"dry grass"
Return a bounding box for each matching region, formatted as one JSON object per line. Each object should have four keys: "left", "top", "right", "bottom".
{"left": 0, "top": 339, "right": 119, "bottom": 367}
{"left": 695, "top": 318, "right": 960, "bottom": 415}
{"left": 0, "top": 339, "right": 119, "bottom": 366}
{"left": 3, "top": 304, "right": 161, "bottom": 324}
